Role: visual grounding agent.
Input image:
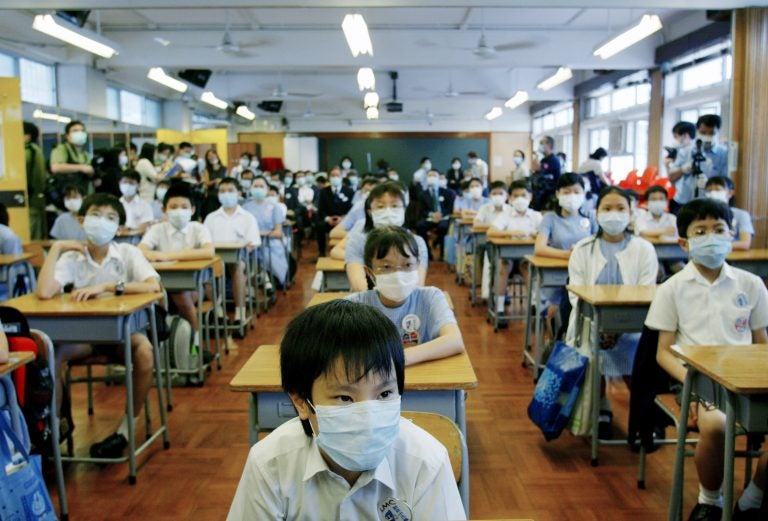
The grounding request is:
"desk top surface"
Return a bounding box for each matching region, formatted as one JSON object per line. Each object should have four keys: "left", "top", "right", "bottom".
{"left": 3, "top": 292, "right": 163, "bottom": 316}
{"left": 0, "top": 351, "right": 35, "bottom": 377}
{"left": 26, "top": 240, "right": 57, "bottom": 249}
{"left": 566, "top": 284, "right": 657, "bottom": 305}
{"left": 487, "top": 238, "right": 536, "bottom": 246}
{"left": 471, "top": 223, "right": 490, "bottom": 233}
{"left": 727, "top": 249, "right": 768, "bottom": 261}
{"left": 0, "top": 252, "right": 34, "bottom": 266}
{"left": 306, "top": 290, "right": 454, "bottom": 310}
{"left": 670, "top": 344, "right": 768, "bottom": 394}
{"left": 213, "top": 242, "right": 249, "bottom": 250}
{"left": 524, "top": 255, "right": 569, "bottom": 269}
{"left": 230, "top": 345, "right": 478, "bottom": 392}
{"left": 315, "top": 257, "right": 346, "bottom": 271}
{"left": 152, "top": 258, "right": 217, "bottom": 272}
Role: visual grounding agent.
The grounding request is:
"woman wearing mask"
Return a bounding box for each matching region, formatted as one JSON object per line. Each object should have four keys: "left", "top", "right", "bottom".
{"left": 566, "top": 186, "right": 657, "bottom": 437}
{"left": 232, "top": 152, "right": 252, "bottom": 181}
{"left": 200, "top": 149, "right": 228, "bottom": 218}
{"left": 509, "top": 150, "right": 530, "bottom": 183}
{"left": 575, "top": 147, "right": 611, "bottom": 198}
{"left": 135, "top": 143, "right": 165, "bottom": 202}
{"left": 340, "top": 156, "right": 353, "bottom": 177}
{"left": 446, "top": 157, "right": 463, "bottom": 192}
{"left": 343, "top": 183, "right": 429, "bottom": 292}
{"left": 242, "top": 176, "right": 289, "bottom": 287}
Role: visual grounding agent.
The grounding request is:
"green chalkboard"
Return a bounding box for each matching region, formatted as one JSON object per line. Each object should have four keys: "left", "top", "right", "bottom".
{"left": 319, "top": 135, "right": 489, "bottom": 185}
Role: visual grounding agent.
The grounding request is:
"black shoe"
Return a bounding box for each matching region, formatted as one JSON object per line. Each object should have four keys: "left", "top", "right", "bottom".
{"left": 598, "top": 410, "right": 613, "bottom": 440}
{"left": 202, "top": 350, "right": 215, "bottom": 365}
{"left": 90, "top": 432, "right": 128, "bottom": 459}
{"left": 687, "top": 503, "right": 723, "bottom": 521}
{"left": 733, "top": 504, "right": 762, "bottom": 521}
{"left": 231, "top": 320, "right": 245, "bottom": 339}
{"left": 496, "top": 320, "right": 509, "bottom": 329}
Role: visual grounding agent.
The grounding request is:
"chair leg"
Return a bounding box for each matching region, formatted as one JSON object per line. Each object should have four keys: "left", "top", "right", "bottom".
{"left": 86, "top": 365, "right": 94, "bottom": 416}
{"left": 144, "top": 397, "right": 151, "bottom": 441}
{"left": 638, "top": 445, "right": 647, "bottom": 489}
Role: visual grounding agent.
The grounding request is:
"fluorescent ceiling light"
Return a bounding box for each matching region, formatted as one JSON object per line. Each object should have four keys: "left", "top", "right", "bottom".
{"left": 147, "top": 67, "right": 188, "bottom": 93}
{"left": 594, "top": 14, "right": 663, "bottom": 60}
{"left": 357, "top": 67, "right": 375, "bottom": 90}
{"left": 484, "top": 107, "right": 503, "bottom": 121}
{"left": 236, "top": 105, "right": 256, "bottom": 121}
{"left": 32, "top": 109, "right": 70, "bottom": 124}
{"left": 366, "top": 107, "right": 379, "bottom": 120}
{"left": 363, "top": 92, "right": 379, "bottom": 108}
{"left": 342, "top": 14, "right": 373, "bottom": 57}
{"left": 200, "top": 91, "right": 229, "bottom": 110}
{"left": 32, "top": 14, "right": 119, "bottom": 59}
{"left": 504, "top": 90, "right": 529, "bottom": 110}
{"left": 537, "top": 67, "right": 573, "bottom": 91}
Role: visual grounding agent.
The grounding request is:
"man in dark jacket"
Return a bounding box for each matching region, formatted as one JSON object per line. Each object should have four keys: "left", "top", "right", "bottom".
{"left": 316, "top": 167, "right": 353, "bottom": 256}
{"left": 416, "top": 169, "right": 455, "bottom": 260}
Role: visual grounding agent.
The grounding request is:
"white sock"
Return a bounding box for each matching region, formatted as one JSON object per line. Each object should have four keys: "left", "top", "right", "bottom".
{"left": 237, "top": 306, "right": 246, "bottom": 321}
{"left": 496, "top": 296, "right": 505, "bottom": 312}
{"left": 116, "top": 415, "right": 138, "bottom": 439}
{"left": 737, "top": 480, "right": 763, "bottom": 511}
{"left": 698, "top": 484, "right": 723, "bottom": 507}
{"left": 193, "top": 331, "right": 200, "bottom": 347}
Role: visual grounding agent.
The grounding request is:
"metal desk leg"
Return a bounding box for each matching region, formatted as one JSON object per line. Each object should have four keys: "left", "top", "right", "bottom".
{"left": 487, "top": 244, "right": 497, "bottom": 329}
{"left": 723, "top": 392, "right": 737, "bottom": 521}
{"left": 148, "top": 304, "right": 170, "bottom": 449}
{"left": 249, "top": 393, "right": 258, "bottom": 446}
{"left": 455, "top": 389, "right": 469, "bottom": 516}
{"left": 533, "top": 270, "right": 543, "bottom": 380}
{"left": 124, "top": 318, "right": 137, "bottom": 484}
{"left": 197, "top": 273, "right": 206, "bottom": 382}
{"left": 246, "top": 251, "right": 256, "bottom": 328}
{"left": 668, "top": 369, "right": 695, "bottom": 521}
{"left": 522, "top": 265, "right": 535, "bottom": 365}
{"left": 590, "top": 306, "right": 601, "bottom": 466}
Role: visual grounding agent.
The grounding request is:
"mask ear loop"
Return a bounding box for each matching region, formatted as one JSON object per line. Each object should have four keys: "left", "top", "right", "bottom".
{"left": 305, "top": 398, "right": 319, "bottom": 437}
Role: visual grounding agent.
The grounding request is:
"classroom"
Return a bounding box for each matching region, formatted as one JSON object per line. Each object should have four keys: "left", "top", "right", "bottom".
{"left": 0, "top": 2, "right": 767, "bottom": 520}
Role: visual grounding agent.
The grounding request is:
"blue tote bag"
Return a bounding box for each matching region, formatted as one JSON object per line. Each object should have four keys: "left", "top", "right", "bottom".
{"left": 527, "top": 341, "right": 589, "bottom": 441}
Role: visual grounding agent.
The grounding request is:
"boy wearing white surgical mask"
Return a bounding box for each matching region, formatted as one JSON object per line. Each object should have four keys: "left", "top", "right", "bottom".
{"left": 473, "top": 180, "right": 511, "bottom": 225}
{"left": 227, "top": 300, "right": 466, "bottom": 520}
{"left": 344, "top": 183, "right": 429, "bottom": 292}
{"left": 139, "top": 184, "right": 214, "bottom": 356}
{"left": 36, "top": 193, "right": 162, "bottom": 460}
{"left": 50, "top": 185, "right": 87, "bottom": 241}
{"left": 705, "top": 176, "right": 753, "bottom": 250}
{"left": 118, "top": 170, "right": 154, "bottom": 233}
{"left": 347, "top": 226, "right": 465, "bottom": 366}
{"left": 151, "top": 180, "right": 171, "bottom": 220}
{"left": 635, "top": 186, "right": 678, "bottom": 239}
{"left": 458, "top": 178, "right": 488, "bottom": 219}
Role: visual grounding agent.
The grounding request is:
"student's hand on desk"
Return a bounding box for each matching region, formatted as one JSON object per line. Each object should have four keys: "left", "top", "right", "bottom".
{"left": 431, "top": 212, "right": 443, "bottom": 222}
{"left": 509, "top": 230, "right": 528, "bottom": 239}
{"left": 71, "top": 283, "right": 108, "bottom": 301}
{"left": 53, "top": 240, "right": 87, "bottom": 255}
{"left": 144, "top": 250, "right": 169, "bottom": 262}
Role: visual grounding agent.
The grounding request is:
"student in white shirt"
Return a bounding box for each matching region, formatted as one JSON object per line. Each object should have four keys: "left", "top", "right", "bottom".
{"left": 459, "top": 177, "right": 487, "bottom": 219}
{"left": 704, "top": 176, "right": 754, "bottom": 251}
{"left": 227, "top": 300, "right": 466, "bottom": 521}
{"left": 473, "top": 181, "right": 510, "bottom": 225}
{"left": 487, "top": 180, "right": 543, "bottom": 319}
{"left": 140, "top": 183, "right": 214, "bottom": 352}
{"left": 36, "top": 193, "right": 162, "bottom": 460}
{"left": 646, "top": 199, "right": 768, "bottom": 521}
{"left": 635, "top": 186, "right": 677, "bottom": 239}
{"left": 118, "top": 170, "right": 154, "bottom": 233}
{"left": 203, "top": 177, "right": 261, "bottom": 333}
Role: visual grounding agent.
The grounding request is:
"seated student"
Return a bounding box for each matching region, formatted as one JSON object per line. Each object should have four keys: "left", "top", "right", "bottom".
{"left": 242, "top": 175, "right": 289, "bottom": 287}
{"left": 0, "top": 203, "right": 21, "bottom": 256}
{"left": 267, "top": 184, "right": 288, "bottom": 221}
{"left": 344, "top": 182, "right": 428, "bottom": 292}
{"left": 139, "top": 184, "right": 214, "bottom": 353}
{"left": 705, "top": 176, "right": 754, "bottom": 250}
{"left": 330, "top": 177, "right": 378, "bottom": 241}
{"left": 635, "top": 186, "right": 677, "bottom": 238}
{"left": 416, "top": 169, "right": 455, "bottom": 260}
{"left": 566, "top": 187, "right": 658, "bottom": 437}
{"left": 35, "top": 193, "right": 162, "bottom": 458}
{"left": 473, "top": 180, "right": 510, "bottom": 225}
{"left": 203, "top": 177, "right": 261, "bottom": 333}
{"left": 118, "top": 170, "right": 154, "bottom": 233}
{"left": 151, "top": 180, "right": 171, "bottom": 221}
{"left": 50, "top": 185, "right": 87, "bottom": 241}
{"left": 238, "top": 169, "right": 255, "bottom": 203}
{"left": 487, "top": 180, "right": 543, "bottom": 319}
{"left": 646, "top": 198, "right": 768, "bottom": 521}
{"left": 347, "top": 226, "right": 465, "bottom": 366}
{"left": 227, "top": 300, "right": 466, "bottom": 520}
{"left": 460, "top": 178, "right": 489, "bottom": 219}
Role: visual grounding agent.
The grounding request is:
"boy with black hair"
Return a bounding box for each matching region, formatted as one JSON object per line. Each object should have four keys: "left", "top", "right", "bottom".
{"left": 705, "top": 176, "right": 753, "bottom": 250}
{"left": 646, "top": 198, "right": 768, "bottom": 521}
{"left": 636, "top": 185, "right": 677, "bottom": 239}
{"left": 119, "top": 170, "right": 154, "bottom": 233}
{"left": 50, "top": 185, "right": 87, "bottom": 241}
{"left": 474, "top": 180, "right": 510, "bottom": 225}
{"left": 151, "top": 179, "right": 172, "bottom": 220}
{"left": 696, "top": 114, "right": 728, "bottom": 180}
{"left": 36, "top": 192, "right": 162, "bottom": 459}
{"left": 227, "top": 300, "right": 465, "bottom": 520}
{"left": 666, "top": 121, "right": 698, "bottom": 213}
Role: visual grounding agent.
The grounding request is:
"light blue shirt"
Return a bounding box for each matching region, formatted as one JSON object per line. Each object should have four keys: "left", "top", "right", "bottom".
{"left": 595, "top": 236, "right": 631, "bottom": 285}
{"left": 538, "top": 212, "right": 597, "bottom": 250}
{"left": 0, "top": 224, "right": 21, "bottom": 255}
{"left": 340, "top": 201, "right": 366, "bottom": 231}
{"left": 701, "top": 144, "right": 728, "bottom": 179}
{"left": 151, "top": 199, "right": 164, "bottom": 220}
{"left": 345, "top": 228, "right": 429, "bottom": 268}
{"left": 50, "top": 213, "right": 86, "bottom": 241}
{"left": 731, "top": 207, "right": 754, "bottom": 239}
{"left": 454, "top": 196, "right": 487, "bottom": 212}
{"left": 671, "top": 143, "right": 696, "bottom": 204}
{"left": 242, "top": 200, "right": 284, "bottom": 233}
{"left": 346, "top": 286, "right": 456, "bottom": 347}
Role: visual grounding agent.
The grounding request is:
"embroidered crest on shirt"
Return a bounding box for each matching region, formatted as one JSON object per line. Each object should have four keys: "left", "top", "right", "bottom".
{"left": 733, "top": 316, "right": 749, "bottom": 334}
{"left": 734, "top": 292, "right": 749, "bottom": 308}
{"left": 579, "top": 218, "right": 590, "bottom": 229}
{"left": 401, "top": 314, "right": 421, "bottom": 347}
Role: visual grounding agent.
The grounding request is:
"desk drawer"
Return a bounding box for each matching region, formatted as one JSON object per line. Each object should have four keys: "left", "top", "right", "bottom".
{"left": 257, "top": 392, "right": 298, "bottom": 430}
{"left": 324, "top": 272, "right": 350, "bottom": 292}
{"left": 402, "top": 391, "right": 456, "bottom": 421}
{"left": 598, "top": 306, "right": 648, "bottom": 334}
{"left": 541, "top": 270, "right": 568, "bottom": 287}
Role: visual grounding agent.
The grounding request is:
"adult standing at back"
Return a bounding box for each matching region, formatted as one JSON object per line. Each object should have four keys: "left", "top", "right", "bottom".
{"left": 23, "top": 121, "right": 48, "bottom": 239}
{"left": 468, "top": 151, "right": 489, "bottom": 188}
{"left": 509, "top": 149, "right": 530, "bottom": 184}
{"left": 50, "top": 120, "right": 94, "bottom": 195}
{"left": 575, "top": 147, "right": 610, "bottom": 198}
{"left": 532, "top": 135, "right": 561, "bottom": 210}
{"left": 695, "top": 114, "right": 728, "bottom": 180}
{"left": 135, "top": 143, "right": 164, "bottom": 202}
{"left": 317, "top": 167, "right": 354, "bottom": 256}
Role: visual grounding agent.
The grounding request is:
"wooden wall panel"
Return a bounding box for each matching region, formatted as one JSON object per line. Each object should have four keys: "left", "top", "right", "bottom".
{"left": 571, "top": 99, "right": 581, "bottom": 167}
{"left": 647, "top": 69, "right": 664, "bottom": 170}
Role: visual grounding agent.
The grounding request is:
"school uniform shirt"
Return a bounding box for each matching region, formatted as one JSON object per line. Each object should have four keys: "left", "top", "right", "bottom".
{"left": 340, "top": 200, "right": 366, "bottom": 232}
{"left": 470, "top": 158, "right": 489, "bottom": 186}
{"left": 140, "top": 221, "right": 212, "bottom": 252}
{"left": 730, "top": 207, "right": 754, "bottom": 239}
{"left": 203, "top": 206, "right": 261, "bottom": 248}
{"left": 473, "top": 202, "right": 509, "bottom": 225}
{"left": 670, "top": 143, "right": 695, "bottom": 205}
{"left": 0, "top": 224, "right": 21, "bottom": 256}
{"left": 455, "top": 196, "right": 487, "bottom": 213}
{"left": 634, "top": 211, "right": 677, "bottom": 236}
{"left": 490, "top": 208, "right": 543, "bottom": 236}
{"left": 242, "top": 200, "right": 289, "bottom": 284}
{"left": 701, "top": 144, "right": 728, "bottom": 179}
{"left": 49, "top": 213, "right": 87, "bottom": 241}
{"left": 53, "top": 242, "right": 159, "bottom": 289}
{"left": 227, "top": 417, "right": 466, "bottom": 521}
{"left": 119, "top": 196, "right": 154, "bottom": 230}
{"left": 345, "top": 229, "right": 428, "bottom": 270}
{"left": 346, "top": 287, "right": 456, "bottom": 347}
{"left": 538, "top": 212, "right": 598, "bottom": 250}
{"left": 150, "top": 199, "right": 164, "bottom": 221}
{"left": 645, "top": 261, "right": 768, "bottom": 346}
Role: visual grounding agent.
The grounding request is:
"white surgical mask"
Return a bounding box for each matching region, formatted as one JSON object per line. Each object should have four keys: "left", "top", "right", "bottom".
{"left": 511, "top": 196, "right": 530, "bottom": 213}
{"left": 330, "top": 177, "right": 342, "bottom": 188}
{"left": 70, "top": 130, "right": 87, "bottom": 146}
{"left": 211, "top": 157, "right": 220, "bottom": 165}
{"left": 452, "top": 162, "right": 461, "bottom": 170}
{"left": 688, "top": 233, "right": 733, "bottom": 269}
{"left": 426, "top": 176, "right": 438, "bottom": 187}
{"left": 241, "top": 179, "right": 253, "bottom": 190}
{"left": 647, "top": 200, "right": 667, "bottom": 216}
{"left": 296, "top": 177, "right": 306, "bottom": 187}
{"left": 284, "top": 177, "right": 293, "bottom": 188}
{"left": 514, "top": 156, "right": 524, "bottom": 166}
{"left": 371, "top": 207, "right": 405, "bottom": 228}
{"left": 341, "top": 160, "right": 352, "bottom": 170}
{"left": 438, "top": 178, "right": 448, "bottom": 189}
{"left": 375, "top": 270, "right": 419, "bottom": 302}
{"left": 250, "top": 186, "right": 267, "bottom": 201}
{"left": 64, "top": 198, "right": 82, "bottom": 213}
{"left": 422, "top": 161, "right": 432, "bottom": 171}
{"left": 597, "top": 211, "right": 630, "bottom": 236}
{"left": 250, "top": 159, "right": 260, "bottom": 169}
{"left": 388, "top": 173, "right": 399, "bottom": 181}
{"left": 119, "top": 155, "right": 129, "bottom": 168}
{"left": 537, "top": 144, "right": 546, "bottom": 155}
{"left": 156, "top": 154, "right": 169, "bottom": 163}
{"left": 706, "top": 189, "right": 729, "bottom": 203}
{"left": 469, "top": 186, "right": 483, "bottom": 200}
{"left": 239, "top": 158, "right": 250, "bottom": 168}
{"left": 167, "top": 208, "right": 192, "bottom": 230}
{"left": 218, "top": 192, "right": 239, "bottom": 209}
{"left": 156, "top": 188, "right": 168, "bottom": 201}
{"left": 348, "top": 176, "right": 359, "bottom": 188}
{"left": 119, "top": 182, "right": 137, "bottom": 198}
{"left": 491, "top": 194, "right": 506, "bottom": 207}
{"left": 83, "top": 215, "right": 118, "bottom": 246}
{"left": 558, "top": 193, "right": 585, "bottom": 213}
{"left": 309, "top": 397, "right": 401, "bottom": 472}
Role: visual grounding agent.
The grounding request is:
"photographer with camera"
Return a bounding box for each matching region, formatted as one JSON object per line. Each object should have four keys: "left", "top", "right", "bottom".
{"left": 665, "top": 121, "right": 697, "bottom": 214}
{"left": 695, "top": 113, "right": 729, "bottom": 180}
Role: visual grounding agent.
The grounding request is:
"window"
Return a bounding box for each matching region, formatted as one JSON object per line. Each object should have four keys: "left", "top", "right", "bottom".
{"left": 678, "top": 103, "right": 721, "bottom": 126}
{"left": 144, "top": 99, "right": 161, "bottom": 128}
{"left": 680, "top": 57, "right": 724, "bottom": 92}
{"left": 585, "top": 82, "right": 650, "bottom": 120}
{"left": 106, "top": 87, "right": 120, "bottom": 120}
{"left": 107, "top": 86, "right": 163, "bottom": 127}
{"left": 0, "top": 52, "right": 14, "bottom": 77}
{"left": 119, "top": 90, "right": 143, "bottom": 125}
{"left": 19, "top": 58, "right": 56, "bottom": 106}
{"left": 586, "top": 121, "right": 647, "bottom": 181}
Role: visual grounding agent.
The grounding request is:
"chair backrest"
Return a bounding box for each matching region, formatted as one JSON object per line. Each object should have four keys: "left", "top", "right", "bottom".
{"left": 22, "top": 243, "right": 45, "bottom": 270}
{"left": 401, "top": 411, "right": 463, "bottom": 482}
{"left": 213, "top": 257, "right": 225, "bottom": 278}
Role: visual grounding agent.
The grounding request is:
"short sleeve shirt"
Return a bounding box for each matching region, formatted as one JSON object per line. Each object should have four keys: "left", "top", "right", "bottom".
{"left": 120, "top": 196, "right": 155, "bottom": 230}
{"left": 50, "top": 142, "right": 89, "bottom": 166}
{"left": 140, "top": 221, "right": 212, "bottom": 252}
{"left": 345, "top": 229, "right": 428, "bottom": 269}
{"left": 474, "top": 203, "right": 508, "bottom": 225}
{"left": 242, "top": 201, "right": 284, "bottom": 233}
{"left": 340, "top": 201, "right": 366, "bottom": 231}
{"left": 54, "top": 242, "right": 159, "bottom": 289}
{"left": 491, "top": 208, "right": 543, "bottom": 236}
{"left": 731, "top": 207, "right": 754, "bottom": 238}
{"left": 671, "top": 143, "right": 695, "bottom": 204}
{"left": 346, "top": 287, "right": 456, "bottom": 347}
{"left": 50, "top": 213, "right": 87, "bottom": 241}
{"left": 0, "top": 225, "right": 22, "bottom": 255}
{"left": 634, "top": 211, "right": 677, "bottom": 235}
{"left": 538, "top": 212, "right": 597, "bottom": 250}
{"left": 203, "top": 206, "right": 261, "bottom": 247}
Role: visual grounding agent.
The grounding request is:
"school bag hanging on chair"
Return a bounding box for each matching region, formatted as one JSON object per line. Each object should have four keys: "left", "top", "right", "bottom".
{"left": 166, "top": 314, "right": 201, "bottom": 383}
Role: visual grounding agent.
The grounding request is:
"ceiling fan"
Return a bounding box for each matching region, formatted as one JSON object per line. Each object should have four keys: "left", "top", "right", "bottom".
{"left": 443, "top": 81, "right": 487, "bottom": 98}
{"left": 468, "top": 30, "right": 535, "bottom": 59}
{"left": 286, "top": 101, "right": 341, "bottom": 119}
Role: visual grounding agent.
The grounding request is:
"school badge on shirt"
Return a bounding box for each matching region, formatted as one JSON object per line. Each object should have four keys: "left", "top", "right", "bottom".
{"left": 401, "top": 314, "right": 421, "bottom": 347}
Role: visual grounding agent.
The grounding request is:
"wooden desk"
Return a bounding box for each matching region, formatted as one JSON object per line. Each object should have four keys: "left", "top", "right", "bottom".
{"left": 115, "top": 229, "right": 143, "bottom": 246}
{"left": 0, "top": 350, "right": 34, "bottom": 377}
{"left": 23, "top": 240, "right": 57, "bottom": 270}
{"left": 486, "top": 238, "right": 535, "bottom": 330}
{"left": 466, "top": 224, "right": 490, "bottom": 306}
{"left": 2, "top": 292, "right": 169, "bottom": 482}
{"left": 522, "top": 255, "right": 570, "bottom": 379}
{"left": 306, "top": 289, "right": 455, "bottom": 310}
{"left": 0, "top": 252, "right": 36, "bottom": 297}
{"left": 567, "top": 284, "right": 656, "bottom": 466}
{"left": 727, "top": 248, "right": 768, "bottom": 278}
{"left": 648, "top": 237, "right": 685, "bottom": 260}
{"left": 315, "top": 256, "right": 350, "bottom": 292}
{"left": 667, "top": 344, "right": 768, "bottom": 521}
{"left": 328, "top": 237, "right": 342, "bottom": 248}
{"left": 214, "top": 242, "right": 255, "bottom": 333}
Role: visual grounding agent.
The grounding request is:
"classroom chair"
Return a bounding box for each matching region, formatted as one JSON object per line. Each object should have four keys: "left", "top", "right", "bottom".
{"left": 201, "top": 257, "right": 227, "bottom": 368}
{"left": 402, "top": 411, "right": 469, "bottom": 517}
